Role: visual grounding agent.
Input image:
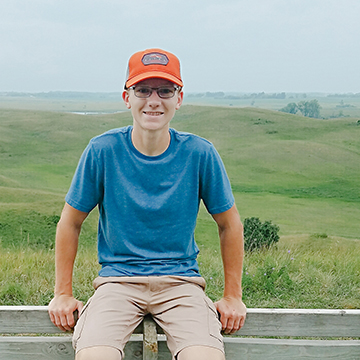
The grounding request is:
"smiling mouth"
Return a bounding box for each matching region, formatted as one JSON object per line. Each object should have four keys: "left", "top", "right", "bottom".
{"left": 143, "top": 111, "right": 164, "bottom": 116}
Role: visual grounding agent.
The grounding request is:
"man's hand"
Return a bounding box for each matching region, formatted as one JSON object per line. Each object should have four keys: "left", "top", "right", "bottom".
{"left": 48, "top": 294, "right": 83, "bottom": 332}
{"left": 214, "top": 296, "right": 247, "bottom": 334}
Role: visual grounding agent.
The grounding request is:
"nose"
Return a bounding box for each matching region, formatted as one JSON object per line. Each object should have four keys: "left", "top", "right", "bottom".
{"left": 147, "top": 89, "right": 162, "bottom": 105}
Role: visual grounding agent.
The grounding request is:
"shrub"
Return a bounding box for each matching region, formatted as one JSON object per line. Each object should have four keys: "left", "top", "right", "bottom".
{"left": 243, "top": 217, "right": 280, "bottom": 251}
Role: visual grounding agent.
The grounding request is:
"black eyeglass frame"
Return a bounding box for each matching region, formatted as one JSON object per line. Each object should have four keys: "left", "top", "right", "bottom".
{"left": 127, "top": 85, "right": 181, "bottom": 99}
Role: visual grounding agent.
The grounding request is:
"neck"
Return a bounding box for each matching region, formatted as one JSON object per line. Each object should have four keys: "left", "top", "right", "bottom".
{"left": 131, "top": 126, "right": 171, "bottom": 156}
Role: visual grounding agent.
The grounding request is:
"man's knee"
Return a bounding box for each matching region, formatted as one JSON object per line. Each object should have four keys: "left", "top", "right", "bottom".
{"left": 75, "top": 346, "right": 122, "bottom": 360}
{"left": 177, "top": 346, "right": 225, "bottom": 360}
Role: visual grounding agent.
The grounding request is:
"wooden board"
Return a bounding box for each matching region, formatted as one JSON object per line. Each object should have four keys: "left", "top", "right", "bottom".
{"left": 0, "top": 306, "right": 149, "bottom": 335}
{"left": 235, "top": 308, "right": 360, "bottom": 337}
{"left": 1, "top": 337, "right": 360, "bottom": 360}
{"left": 1, "top": 307, "right": 359, "bottom": 338}
{"left": 0, "top": 336, "right": 157, "bottom": 360}
{"left": 1, "top": 307, "right": 360, "bottom": 360}
{"left": 0, "top": 306, "right": 61, "bottom": 334}
{"left": 0, "top": 337, "right": 74, "bottom": 360}
{"left": 224, "top": 338, "right": 360, "bottom": 360}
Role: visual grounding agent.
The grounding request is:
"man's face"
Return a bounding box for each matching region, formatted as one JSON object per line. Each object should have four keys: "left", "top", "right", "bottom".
{"left": 122, "top": 78, "right": 183, "bottom": 133}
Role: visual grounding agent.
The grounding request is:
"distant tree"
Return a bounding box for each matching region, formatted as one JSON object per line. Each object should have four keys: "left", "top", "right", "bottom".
{"left": 297, "top": 99, "right": 321, "bottom": 118}
{"left": 280, "top": 99, "right": 321, "bottom": 118}
{"left": 280, "top": 102, "right": 298, "bottom": 114}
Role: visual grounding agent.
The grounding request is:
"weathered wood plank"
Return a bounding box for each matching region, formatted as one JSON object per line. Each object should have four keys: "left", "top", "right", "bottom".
{"left": 0, "top": 306, "right": 62, "bottom": 334}
{"left": 0, "top": 336, "right": 167, "bottom": 360}
{"left": 3, "top": 307, "right": 360, "bottom": 338}
{"left": 2, "top": 307, "right": 359, "bottom": 338}
{"left": 143, "top": 316, "right": 158, "bottom": 360}
{"left": 158, "top": 340, "right": 172, "bottom": 360}
{"left": 0, "top": 337, "right": 74, "bottom": 360}
{"left": 224, "top": 338, "right": 360, "bottom": 360}
{"left": 0, "top": 306, "right": 160, "bottom": 335}
{"left": 235, "top": 308, "right": 360, "bottom": 337}
{"left": 2, "top": 307, "right": 360, "bottom": 360}
{"left": 2, "top": 336, "right": 360, "bottom": 360}
{"left": 127, "top": 338, "right": 170, "bottom": 360}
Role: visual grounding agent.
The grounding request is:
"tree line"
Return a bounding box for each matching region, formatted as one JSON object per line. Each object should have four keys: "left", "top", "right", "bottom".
{"left": 187, "top": 92, "right": 287, "bottom": 100}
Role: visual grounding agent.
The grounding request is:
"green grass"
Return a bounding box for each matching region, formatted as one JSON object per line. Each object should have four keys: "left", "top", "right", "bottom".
{"left": 200, "top": 238, "right": 360, "bottom": 309}
{"left": 0, "top": 246, "right": 99, "bottom": 305}
{"left": 175, "top": 105, "right": 360, "bottom": 239}
{"left": 0, "top": 104, "right": 359, "bottom": 308}
{"left": 2, "top": 233, "right": 359, "bottom": 309}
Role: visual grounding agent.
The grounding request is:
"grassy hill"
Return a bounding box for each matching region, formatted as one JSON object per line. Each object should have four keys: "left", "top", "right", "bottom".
{"left": 0, "top": 106, "right": 359, "bottom": 248}
{"left": 174, "top": 106, "right": 360, "bottom": 239}
{"left": 1, "top": 105, "right": 360, "bottom": 308}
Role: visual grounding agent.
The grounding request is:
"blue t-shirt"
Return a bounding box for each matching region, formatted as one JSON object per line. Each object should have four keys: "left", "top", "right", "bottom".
{"left": 65, "top": 126, "right": 234, "bottom": 277}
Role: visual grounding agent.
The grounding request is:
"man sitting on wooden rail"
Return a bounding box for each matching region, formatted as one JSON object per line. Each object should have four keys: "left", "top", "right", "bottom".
{"left": 48, "top": 48, "right": 247, "bottom": 360}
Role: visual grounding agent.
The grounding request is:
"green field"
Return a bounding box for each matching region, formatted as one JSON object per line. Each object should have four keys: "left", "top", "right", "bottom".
{"left": 0, "top": 103, "right": 359, "bottom": 308}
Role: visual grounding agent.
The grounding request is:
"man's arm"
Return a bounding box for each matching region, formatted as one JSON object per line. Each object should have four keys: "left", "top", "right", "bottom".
{"left": 48, "top": 203, "right": 88, "bottom": 331}
{"left": 212, "top": 204, "right": 247, "bottom": 334}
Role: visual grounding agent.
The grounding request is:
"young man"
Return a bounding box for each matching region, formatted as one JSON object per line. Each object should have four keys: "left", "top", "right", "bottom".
{"left": 48, "top": 48, "right": 246, "bottom": 360}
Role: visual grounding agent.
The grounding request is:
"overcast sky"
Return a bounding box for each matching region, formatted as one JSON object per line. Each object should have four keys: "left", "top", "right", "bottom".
{"left": 1, "top": 0, "right": 359, "bottom": 93}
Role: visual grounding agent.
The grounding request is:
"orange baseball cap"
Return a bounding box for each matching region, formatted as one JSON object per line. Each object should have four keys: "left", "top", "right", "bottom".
{"left": 125, "top": 48, "right": 183, "bottom": 88}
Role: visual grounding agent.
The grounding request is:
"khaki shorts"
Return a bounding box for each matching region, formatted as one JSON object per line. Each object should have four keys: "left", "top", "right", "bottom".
{"left": 73, "top": 276, "right": 224, "bottom": 358}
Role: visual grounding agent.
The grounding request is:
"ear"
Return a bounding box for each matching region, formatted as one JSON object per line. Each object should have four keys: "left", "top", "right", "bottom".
{"left": 122, "top": 90, "right": 131, "bottom": 109}
{"left": 175, "top": 91, "right": 184, "bottom": 110}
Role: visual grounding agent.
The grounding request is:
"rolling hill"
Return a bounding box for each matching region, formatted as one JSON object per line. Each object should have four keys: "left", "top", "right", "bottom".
{"left": 0, "top": 105, "right": 359, "bottom": 249}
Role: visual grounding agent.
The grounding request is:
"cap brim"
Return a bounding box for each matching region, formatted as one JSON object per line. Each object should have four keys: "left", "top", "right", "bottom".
{"left": 126, "top": 71, "right": 183, "bottom": 88}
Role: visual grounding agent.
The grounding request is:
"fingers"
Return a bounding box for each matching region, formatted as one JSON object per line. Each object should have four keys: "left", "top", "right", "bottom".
{"left": 49, "top": 313, "right": 70, "bottom": 332}
{"left": 66, "top": 312, "right": 77, "bottom": 330}
{"left": 48, "top": 297, "right": 83, "bottom": 332}
{"left": 222, "top": 315, "right": 246, "bottom": 334}
{"left": 49, "top": 310, "right": 74, "bottom": 332}
{"left": 215, "top": 299, "right": 247, "bottom": 335}
{"left": 221, "top": 311, "right": 244, "bottom": 334}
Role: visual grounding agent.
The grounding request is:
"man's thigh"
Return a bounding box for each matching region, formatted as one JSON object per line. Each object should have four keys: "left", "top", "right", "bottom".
{"left": 73, "top": 281, "right": 148, "bottom": 356}
{"left": 149, "top": 277, "right": 225, "bottom": 358}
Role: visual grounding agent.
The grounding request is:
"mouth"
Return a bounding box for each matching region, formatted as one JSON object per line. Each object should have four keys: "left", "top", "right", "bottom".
{"left": 143, "top": 111, "right": 164, "bottom": 116}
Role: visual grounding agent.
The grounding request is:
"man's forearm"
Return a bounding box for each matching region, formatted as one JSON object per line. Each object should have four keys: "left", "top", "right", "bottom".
{"left": 54, "top": 218, "right": 80, "bottom": 296}
{"left": 213, "top": 205, "right": 246, "bottom": 334}
{"left": 212, "top": 204, "right": 244, "bottom": 299}
{"left": 49, "top": 204, "right": 87, "bottom": 331}
{"left": 53, "top": 203, "right": 88, "bottom": 296}
{"left": 219, "top": 221, "right": 244, "bottom": 299}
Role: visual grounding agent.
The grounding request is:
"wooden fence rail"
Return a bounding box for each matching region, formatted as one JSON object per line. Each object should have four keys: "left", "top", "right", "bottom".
{"left": 1, "top": 306, "right": 360, "bottom": 359}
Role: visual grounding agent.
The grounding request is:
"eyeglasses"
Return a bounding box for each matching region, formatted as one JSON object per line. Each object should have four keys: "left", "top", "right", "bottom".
{"left": 129, "top": 85, "right": 180, "bottom": 99}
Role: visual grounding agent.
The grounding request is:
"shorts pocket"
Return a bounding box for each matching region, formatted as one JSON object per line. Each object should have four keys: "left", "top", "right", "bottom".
{"left": 203, "top": 296, "right": 223, "bottom": 343}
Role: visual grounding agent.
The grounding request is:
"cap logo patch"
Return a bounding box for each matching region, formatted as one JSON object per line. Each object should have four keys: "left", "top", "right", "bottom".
{"left": 142, "top": 52, "right": 169, "bottom": 66}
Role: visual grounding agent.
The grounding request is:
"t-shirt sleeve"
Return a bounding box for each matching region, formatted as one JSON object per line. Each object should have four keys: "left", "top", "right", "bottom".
{"left": 65, "top": 141, "right": 104, "bottom": 213}
{"left": 200, "top": 144, "right": 234, "bottom": 214}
